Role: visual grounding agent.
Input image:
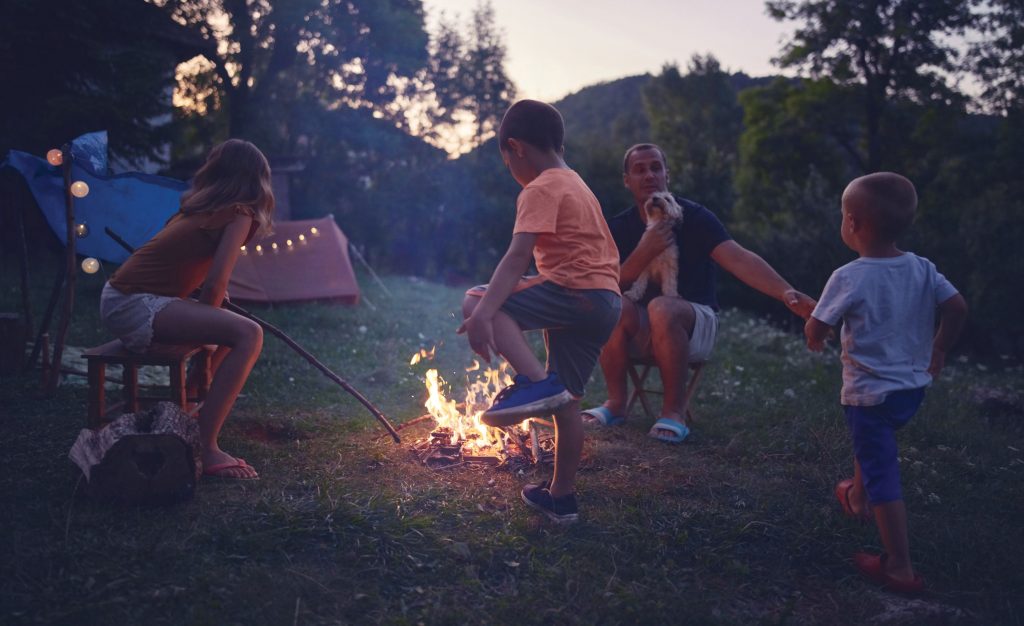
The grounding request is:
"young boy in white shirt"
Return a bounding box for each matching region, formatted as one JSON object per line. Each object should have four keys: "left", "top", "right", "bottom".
{"left": 806, "top": 172, "right": 968, "bottom": 593}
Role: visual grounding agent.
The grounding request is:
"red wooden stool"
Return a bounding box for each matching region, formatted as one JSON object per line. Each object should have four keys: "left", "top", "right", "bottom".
{"left": 82, "top": 340, "right": 212, "bottom": 429}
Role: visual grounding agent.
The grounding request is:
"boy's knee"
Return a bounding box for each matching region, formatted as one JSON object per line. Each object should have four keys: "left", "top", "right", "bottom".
{"left": 461, "top": 295, "right": 480, "bottom": 319}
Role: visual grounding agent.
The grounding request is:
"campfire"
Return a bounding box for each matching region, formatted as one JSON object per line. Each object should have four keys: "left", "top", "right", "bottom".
{"left": 408, "top": 349, "right": 553, "bottom": 470}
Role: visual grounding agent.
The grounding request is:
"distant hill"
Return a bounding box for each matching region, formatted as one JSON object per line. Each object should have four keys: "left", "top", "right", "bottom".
{"left": 555, "top": 74, "right": 653, "bottom": 147}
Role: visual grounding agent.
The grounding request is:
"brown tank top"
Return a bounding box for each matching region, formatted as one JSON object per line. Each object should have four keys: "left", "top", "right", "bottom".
{"left": 109, "top": 204, "right": 257, "bottom": 298}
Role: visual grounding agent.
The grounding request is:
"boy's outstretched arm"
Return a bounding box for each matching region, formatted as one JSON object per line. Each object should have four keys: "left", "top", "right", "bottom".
{"left": 929, "top": 293, "right": 968, "bottom": 376}
{"left": 804, "top": 316, "right": 833, "bottom": 352}
{"left": 457, "top": 233, "right": 537, "bottom": 362}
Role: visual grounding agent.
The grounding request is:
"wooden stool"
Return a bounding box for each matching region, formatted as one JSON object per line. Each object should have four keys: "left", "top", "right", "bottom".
{"left": 82, "top": 340, "right": 212, "bottom": 429}
{"left": 626, "top": 357, "right": 706, "bottom": 423}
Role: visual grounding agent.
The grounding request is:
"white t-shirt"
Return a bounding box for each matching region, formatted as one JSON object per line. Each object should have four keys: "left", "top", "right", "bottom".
{"left": 812, "top": 252, "right": 959, "bottom": 406}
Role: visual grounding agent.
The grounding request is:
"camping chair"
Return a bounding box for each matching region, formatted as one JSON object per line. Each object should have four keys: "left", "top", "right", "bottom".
{"left": 626, "top": 355, "right": 706, "bottom": 423}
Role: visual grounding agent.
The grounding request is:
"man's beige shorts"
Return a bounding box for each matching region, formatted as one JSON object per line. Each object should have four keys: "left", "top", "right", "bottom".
{"left": 628, "top": 301, "right": 719, "bottom": 363}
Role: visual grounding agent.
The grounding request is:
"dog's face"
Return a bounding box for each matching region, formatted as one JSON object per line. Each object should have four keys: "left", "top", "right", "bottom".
{"left": 643, "top": 191, "right": 683, "bottom": 223}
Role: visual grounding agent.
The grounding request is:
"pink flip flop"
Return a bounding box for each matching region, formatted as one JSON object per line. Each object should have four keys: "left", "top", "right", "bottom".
{"left": 853, "top": 552, "right": 924, "bottom": 594}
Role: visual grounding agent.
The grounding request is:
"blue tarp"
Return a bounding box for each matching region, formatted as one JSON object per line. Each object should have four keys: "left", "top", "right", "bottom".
{"left": 2, "top": 131, "right": 186, "bottom": 263}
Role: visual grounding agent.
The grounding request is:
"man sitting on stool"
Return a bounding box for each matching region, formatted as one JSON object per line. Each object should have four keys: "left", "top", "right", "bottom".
{"left": 582, "top": 143, "right": 816, "bottom": 442}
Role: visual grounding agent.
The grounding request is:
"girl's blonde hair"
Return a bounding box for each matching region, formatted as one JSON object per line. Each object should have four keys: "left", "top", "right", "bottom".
{"left": 179, "top": 139, "right": 275, "bottom": 238}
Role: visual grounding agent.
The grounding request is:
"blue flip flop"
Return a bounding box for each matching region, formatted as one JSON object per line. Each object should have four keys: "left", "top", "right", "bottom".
{"left": 581, "top": 406, "right": 625, "bottom": 427}
{"left": 648, "top": 418, "right": 690, "bottom": 443}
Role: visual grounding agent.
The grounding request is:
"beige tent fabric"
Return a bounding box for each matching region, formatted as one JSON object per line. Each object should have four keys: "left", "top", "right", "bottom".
{"left": 228, "top": 216, "right": 360, "bottom": 304}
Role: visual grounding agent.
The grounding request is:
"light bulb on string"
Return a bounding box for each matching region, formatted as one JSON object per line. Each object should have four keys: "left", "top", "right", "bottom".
{"left": 310, "top": 227, "right": 319, "bottom": 236}
{"left": 286, "top": 239, "right": 293, "bottom": 248}
{"left": 74, "top": 223, "right": 89, "bottom": 238}
{"left": 240, "top": 245, "right": 247, "bottom": 255}
{"left": 255, "top": 244, "right": 263, "bottom": 256}
{"left": 81, "top": 257, "right": 100, "bottom": 274}
{"left": 271, "top": 242, "right": 279, "bottom": 253}
{"left": 298, "top": 234, "right": 306, "bottom": 244}
{"left": 70, "top": 181, "right": 90, "bottom": 198}
{"left": 46, "top": 149, "right": 63, "bottom": 166}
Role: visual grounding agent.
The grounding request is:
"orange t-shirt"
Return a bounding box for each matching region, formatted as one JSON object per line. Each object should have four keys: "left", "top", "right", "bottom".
{"left": 513, "top": 169, "right": 620, "bottom": 293}
{"left": 109, "top": 205, "right": 258, "bottom": 298}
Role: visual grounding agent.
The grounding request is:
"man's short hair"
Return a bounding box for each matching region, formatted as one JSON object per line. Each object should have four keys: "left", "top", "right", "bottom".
{"left": 498, "top": 100, "right": 564, "bottom": 152}
{"left": 622, "top": 143, "right": 668, "bottom": 173}
{"left": 847, "top": 172, "right": 918, "bottom": 240}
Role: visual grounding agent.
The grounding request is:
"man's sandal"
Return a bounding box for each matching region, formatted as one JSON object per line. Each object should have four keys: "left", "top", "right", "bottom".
{"left": 581, "top": 406, "right": 625, "bottom": 427}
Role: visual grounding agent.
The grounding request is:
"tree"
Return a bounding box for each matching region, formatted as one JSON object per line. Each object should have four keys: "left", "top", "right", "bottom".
{"left": 0, "top": 0, "right": 205, "bottom": 163}
{"left": 969, "top": 0, "right": 1024, "bottom": 114}
{"left": 461, "top": 1, "right": 516, "bottom": 147}
{"left": 643, "top": 57, "right": 743, "bottom": 218}
{"left": 767, "top": 0, "right": 975, "bottom": 171}
{"left": 414, "top": 1, "right": 515, "bottom": 152}
{"left": 161, "top": 0, "right": 431, "bottom": 148}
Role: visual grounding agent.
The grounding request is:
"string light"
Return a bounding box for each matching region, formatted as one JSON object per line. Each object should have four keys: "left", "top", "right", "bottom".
{"left": 255, "top": 244, "right": 263, "bottom": 255}
{"left": 74, "top": 223, "right": 89, "bottom": 238}
{"left": 271, "top": 242, "right": 279, "bottom": 253}
{"left": 81, "top": 257, "right": 100, "bottom": 274}
{"left": 310, "top": 226, "right": 319, "bottom": 236}
{"left": 46, "top": 149, "right": 63, "bottom": 166}
{"left": 240, "top": 245, "right": 247, "bottom": 255}
{"left": 298, "top": 234, "right": 306, "bottom": 244}
{"left": 286, "top": 239, "right": 293, "bottom": 247}
{"left": 70, "top": 181, "right": 89, "bottom": 198}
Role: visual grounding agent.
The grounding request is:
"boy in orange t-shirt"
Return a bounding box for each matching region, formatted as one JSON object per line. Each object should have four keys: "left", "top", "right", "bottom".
{"left": 459, "top": 99, "right": 622, "bottom": 524}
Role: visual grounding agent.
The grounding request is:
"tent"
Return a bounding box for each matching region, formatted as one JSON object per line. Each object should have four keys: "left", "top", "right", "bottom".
{"left": 228, "top": 215, "right": 360, "bottom": 305}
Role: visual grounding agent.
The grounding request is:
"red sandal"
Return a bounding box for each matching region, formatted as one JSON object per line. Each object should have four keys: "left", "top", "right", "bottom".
{"left": 853, "top": 552, "right": 924, "bottom": 594}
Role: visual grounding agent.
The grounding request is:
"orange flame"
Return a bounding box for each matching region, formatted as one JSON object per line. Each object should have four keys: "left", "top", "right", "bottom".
{"left": 409, "top": 347, "right": 436, "bottom": 365}
{"left": 413, "top": 349, "right": 524, "bottom": 454}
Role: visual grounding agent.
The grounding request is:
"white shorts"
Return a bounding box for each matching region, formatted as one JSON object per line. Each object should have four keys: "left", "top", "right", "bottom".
{"left": 628, "top": 300, "right": 719, "bottom": 363}
{"left": 100, "top": 282, "right": 180, "bottom": 353}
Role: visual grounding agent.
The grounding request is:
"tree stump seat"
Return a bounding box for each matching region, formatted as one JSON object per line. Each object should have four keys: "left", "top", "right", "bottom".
{"left": 82, "top": 340, "right": 212, "bottom": 429}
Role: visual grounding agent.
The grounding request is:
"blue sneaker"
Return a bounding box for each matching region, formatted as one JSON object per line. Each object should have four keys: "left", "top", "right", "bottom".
{"left": 521, "top": 481, "right": 579, "bottom": 525}
{"left": 481, "top": 373, "right": 573, "bottom": 426}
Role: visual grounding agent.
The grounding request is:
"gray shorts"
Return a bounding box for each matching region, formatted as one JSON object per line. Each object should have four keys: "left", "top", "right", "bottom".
{"left": 467, "top": 279, "right": 622, "bottom": 397}
{"left": 100, "top": 282, "right": 180, "bottom": 353}
{"left": 628, "top": 300, "right": 718, "bottom": 363}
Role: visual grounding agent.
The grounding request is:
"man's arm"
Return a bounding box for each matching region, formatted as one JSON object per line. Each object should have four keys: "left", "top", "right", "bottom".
{"left": 929, "top": 293, "right": 968, "bottom": 376}
{"left": 710, "top": 240, "right": 816, "bottom": 319}
{"left": 457, "top": 232, "right": 537, "bottom": 361}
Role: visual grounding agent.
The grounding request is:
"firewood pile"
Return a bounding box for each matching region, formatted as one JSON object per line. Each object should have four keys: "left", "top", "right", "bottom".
{"left": 410, "top": 423, "right": 554, "bottom": 471}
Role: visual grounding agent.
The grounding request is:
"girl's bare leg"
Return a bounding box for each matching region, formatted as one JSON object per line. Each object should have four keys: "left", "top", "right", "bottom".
{"left": 153, "top": 300, "right": 263, "bottom": 478}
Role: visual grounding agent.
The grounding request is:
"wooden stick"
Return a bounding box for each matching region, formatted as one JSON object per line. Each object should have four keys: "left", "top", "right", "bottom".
{"left": 104, "top": 227, "right": 401, "bottom": 443}
{"left": 46, "top": 143, "right": 76, "bottom": 394}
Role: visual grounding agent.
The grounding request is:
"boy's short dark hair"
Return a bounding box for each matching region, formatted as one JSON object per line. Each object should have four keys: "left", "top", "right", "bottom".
{"left": 498, "top": 100, "right": 564, "bottom": 152}
{"left": 622, "top": 143, "right": 667, "bottom": 173}
{"left": 850, "top": 172, "right": 918, "bottom": 241}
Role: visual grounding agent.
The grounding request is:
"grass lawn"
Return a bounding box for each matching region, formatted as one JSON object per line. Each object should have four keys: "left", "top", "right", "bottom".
{"left": 2, "top": 261, "right": 1023, "bottom": 625}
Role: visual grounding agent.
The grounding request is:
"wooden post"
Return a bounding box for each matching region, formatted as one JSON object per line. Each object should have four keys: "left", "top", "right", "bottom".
{"left": 123, "top": 362, "right": 139, "bottom": 414}
{"left": 87, "top": 358, "right": 105, "bottom": 429}
{"left": 46, "top": 143, "right": 76, "bottom": 394}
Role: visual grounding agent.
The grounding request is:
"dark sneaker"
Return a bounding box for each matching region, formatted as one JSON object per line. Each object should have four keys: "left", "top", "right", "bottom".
{"left": 482, "top": 373, "right": 573, "bottom": 426}
{"left": 521, "top": 482, "right": 579, "bottom": 525}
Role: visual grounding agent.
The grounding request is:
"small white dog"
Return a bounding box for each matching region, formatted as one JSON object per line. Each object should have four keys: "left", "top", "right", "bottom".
{"left": 623, "top": 191, "right": 684, "bottom": 302}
